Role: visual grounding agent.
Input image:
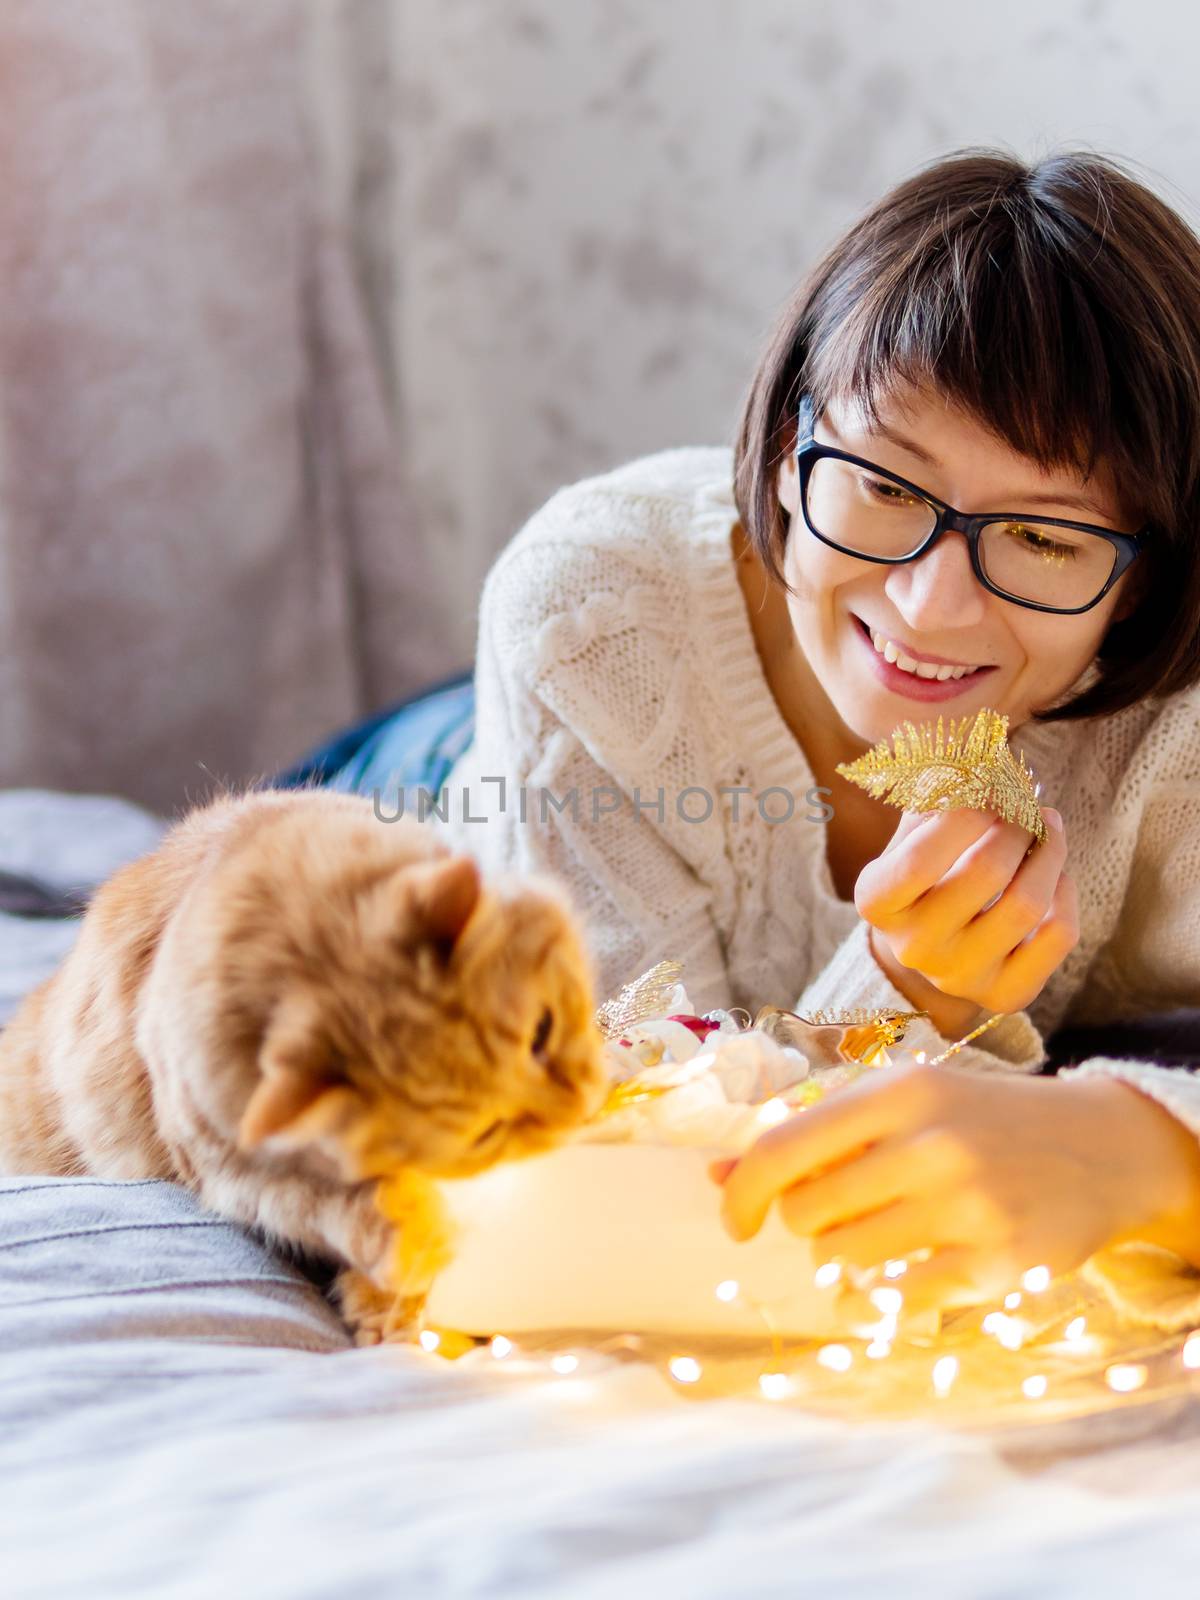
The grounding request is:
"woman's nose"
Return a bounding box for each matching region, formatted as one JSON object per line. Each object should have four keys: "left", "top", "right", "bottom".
{"left": 883, "top": 529, "right": 989, "bottom": 628}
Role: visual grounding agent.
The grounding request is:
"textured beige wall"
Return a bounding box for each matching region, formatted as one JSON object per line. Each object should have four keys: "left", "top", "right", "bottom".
{"left": 318, "top": 0, "right": 1200, "bottom": 667}
{"left": 4, "top": 0, "right": 1197, "bottom": 808}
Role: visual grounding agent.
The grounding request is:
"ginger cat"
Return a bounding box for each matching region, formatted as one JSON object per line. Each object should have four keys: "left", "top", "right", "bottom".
{"left": 0, "top": 787, "right": 609, "bottom": 1341}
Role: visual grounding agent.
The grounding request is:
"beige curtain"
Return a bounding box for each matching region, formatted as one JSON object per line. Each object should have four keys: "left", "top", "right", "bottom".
{"left": 0, "top": 0, "right": 456, "bottom": 814}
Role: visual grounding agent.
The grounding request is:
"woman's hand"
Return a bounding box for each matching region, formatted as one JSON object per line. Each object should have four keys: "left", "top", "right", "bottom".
{"left": 709, "top": 1063, "right": 1200, "bottom": 1323}
{"left": 858, "top": 805, "right": 1079, "bottom": 1027}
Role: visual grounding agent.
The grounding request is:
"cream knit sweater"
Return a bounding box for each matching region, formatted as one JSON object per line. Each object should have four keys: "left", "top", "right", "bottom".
{"left": 435, "top": 446, "right": 1200, "bottom": 1330}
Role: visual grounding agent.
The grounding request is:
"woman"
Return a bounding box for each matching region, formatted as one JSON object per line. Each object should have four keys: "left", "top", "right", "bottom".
{"left": 289, "top": 149, "right": 1200, "bottom": 1327}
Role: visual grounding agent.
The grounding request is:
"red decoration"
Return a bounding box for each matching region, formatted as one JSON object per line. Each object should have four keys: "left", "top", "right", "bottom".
{"left": 667, "top": 1014, "right": 721, "bottom": 1042}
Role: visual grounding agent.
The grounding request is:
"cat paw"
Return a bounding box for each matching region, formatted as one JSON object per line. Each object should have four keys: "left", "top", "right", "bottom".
{"left": 394, "top": 1229, "right": 456, "bottom": 1300}
{"left": 375, "top": 1173, "right": 457, "bottom": 1298}
{"left": 334, "top": 1267, "right": 424, "bottom": 1346}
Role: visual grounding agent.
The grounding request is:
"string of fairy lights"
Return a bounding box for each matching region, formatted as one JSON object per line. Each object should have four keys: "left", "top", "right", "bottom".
{"left": 413, "top": 1244, "right": 1200, "bottom": 1420}
{"left": 410, "top": 1043, "right": 1200, "bottom": 1422}
{"left": 405, "top": 976, "right": 1200, "bottom": 1424}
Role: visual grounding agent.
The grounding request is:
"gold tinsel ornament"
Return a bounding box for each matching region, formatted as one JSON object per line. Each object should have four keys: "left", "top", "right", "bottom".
{"left": 752, "top": 1005, "right": 928, "bottom": 1068}
{"left": 835, "top": 707, "right": 1047, "bottom": 843}
{"left": 594, "top": 959, "right": 686, "bottom": 1041}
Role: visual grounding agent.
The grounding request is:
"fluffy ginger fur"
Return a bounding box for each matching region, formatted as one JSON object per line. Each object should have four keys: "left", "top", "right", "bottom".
{"left": 0, "top": 787, "right": 608, "bottom": 1340}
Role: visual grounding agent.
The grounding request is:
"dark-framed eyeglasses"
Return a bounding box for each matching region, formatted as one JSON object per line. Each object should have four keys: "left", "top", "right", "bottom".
{"left": 793, "top": 394, "right": 1147, "bottom": 615}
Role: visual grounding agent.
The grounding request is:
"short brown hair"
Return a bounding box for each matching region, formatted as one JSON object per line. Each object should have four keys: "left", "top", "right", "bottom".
{"left": 733, "top": 147, "right": 1200, "bottom": 723}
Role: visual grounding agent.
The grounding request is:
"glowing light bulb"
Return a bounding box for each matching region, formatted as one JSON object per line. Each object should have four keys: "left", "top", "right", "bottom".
{"left": 757, "top": 1097, "right": 791, "bottom": 1126}
{"left": 1022, "top": 1375, "right": 1048, "bottom": 1399}
{"left": 932, "top": 1356, "right": 958, "bottom": 1394}
{"left": 1183, "top": 1333, "right": 1200, "bottom": 1369}
{"left": 813, "top": 1261, "right": 842, "bottom": 1289}
{"left": 1022, "top": 1266, "right": 1051, "bottom": 1293}
{"left": 869, "top": 1286, "right": 904, "bottom": 1316}
{"left": 1065, "top": 1316, "right": 1087, "bottom": 1342}
{"left": 418, "top": 1330, "right": 441, "bottom": 1353}
{"left": 669, "top": 1356, "right": 703, "bottom": 1384}
{"left": 715, "top": 1279, "right": 739, "bottom": 1303}
{"left": 872, "top": 1313, "right": 899, "bottom": 1341}
{"left": 1004, "top": 1292, "right": 1023, "bottom": 1310}
{"left": 865, "top": 1340, "right": 892, "bottom": 1360}
{"left": 817, "top": 1344, "right": 853, "bottom": 1372}
{"left": 1106, "top": 1363, "right": 1147, "bottom": 1393}
{"left": 983, "top": 1313, "right": 1025, "bottom": 1350}
{"left": 490, "top": 1335, "right": 513, "bottom": 1360}
{"left": 883, "top": 1259, "right": 908, "bottom": 1278}
{"left": 759, "top": 1372, "right": 792, "bottom": 1400}
{"left": 551, "top": 1354, "right": 579, "bottom": 1375}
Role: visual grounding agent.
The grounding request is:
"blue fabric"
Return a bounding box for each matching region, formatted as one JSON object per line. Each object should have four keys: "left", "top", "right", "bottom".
{"left": 273, "top": 669, "right": 476, "bottom": 804}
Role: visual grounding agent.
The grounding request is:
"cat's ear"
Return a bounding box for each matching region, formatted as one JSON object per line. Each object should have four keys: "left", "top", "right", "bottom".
{"left": 238, "top": 1071, "right": 341, "bottom": 1150}
{"left": 405, "top": 853, "right": 482, "bottom": 955}
{"left": 238, "top": 994, "right": 352, "bottom": 1152}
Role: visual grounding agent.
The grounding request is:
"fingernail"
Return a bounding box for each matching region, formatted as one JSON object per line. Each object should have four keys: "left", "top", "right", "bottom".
{"left": 1044, "top": 808, "right": 1063, "bottom": 830}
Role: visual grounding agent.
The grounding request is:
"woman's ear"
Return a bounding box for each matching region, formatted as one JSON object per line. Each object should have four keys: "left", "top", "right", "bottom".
{"left": 776, "top": 447, "right": 800, "bottom": 518}
{"left": 1109, "top": 562, "right": 1151, "bottom": 625}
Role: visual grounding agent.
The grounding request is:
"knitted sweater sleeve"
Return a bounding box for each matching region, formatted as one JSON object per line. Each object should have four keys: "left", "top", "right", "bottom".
{"left": 794, "top": 913, "right": 1049, "bottom": 1076}
{"left": 438, "top": 508, "right": 734, "bottom": 1012}
{"left": 1053, "top": 759, "right": 1200, "bottom": 1328}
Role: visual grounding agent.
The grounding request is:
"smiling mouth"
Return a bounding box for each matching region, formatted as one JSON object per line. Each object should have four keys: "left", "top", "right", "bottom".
{"left": 852, "top": 615, "right": 996, "bottom": 679}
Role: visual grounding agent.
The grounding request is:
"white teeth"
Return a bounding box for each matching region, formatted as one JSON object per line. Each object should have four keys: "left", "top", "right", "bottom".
{"left": 869, "top": 627, "right": 977, "bottom": 681}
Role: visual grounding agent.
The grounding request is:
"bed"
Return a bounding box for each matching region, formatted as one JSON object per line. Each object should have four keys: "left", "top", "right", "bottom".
{"left": 4, "top": 788, "right": 1200, "bottom": 1599}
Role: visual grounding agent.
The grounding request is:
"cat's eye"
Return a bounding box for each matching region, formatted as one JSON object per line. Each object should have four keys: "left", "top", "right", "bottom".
{"left": 472, "top": 1118, "right": 507, "bottom": 1147}
{"left": 530, "top": 1006, "right": 553, "bottom": 1058}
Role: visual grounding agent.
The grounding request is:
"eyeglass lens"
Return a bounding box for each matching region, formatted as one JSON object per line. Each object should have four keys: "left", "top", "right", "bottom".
{"left": 805, "top": 456, "right": 1117, "bottom": 610}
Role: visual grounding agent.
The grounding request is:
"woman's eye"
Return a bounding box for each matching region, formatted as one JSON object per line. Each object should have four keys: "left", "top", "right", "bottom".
{"left": 1002, "top": 523, "right": 1076, "bottom": 560}
{"left": 861, "top": 474, "right": 913, "bottom": 505}
{"left": 531, "top": 1006, "right": 553, "bottom": 1057}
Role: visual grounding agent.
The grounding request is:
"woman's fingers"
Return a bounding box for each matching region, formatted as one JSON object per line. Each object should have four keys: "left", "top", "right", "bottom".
{"left": 857, "top": 804, "right": 1074, "bottom": 1013}
{"left": 805, "top": 1191, "right": 980, "bottom": 1275}
{"left": 776, "top": 1127, "right": 966, "bottom": 1246}
{"left": 717, "top": 1073, "right": 920, "bottom": 1240}
{"left": 980, "top": 872, "right": 1080, "bottom": 1013}
{"left": 879, "top": 807, "right": 940, "bottom": 854}
{"left": 856, "top": 808, "right": 997, "bottom": 918}
{"left": 918, "top": 807, "right": 1066, "bottom": 966}
{"left": 958, "top": 810, "right": 1068, "bottom": 962}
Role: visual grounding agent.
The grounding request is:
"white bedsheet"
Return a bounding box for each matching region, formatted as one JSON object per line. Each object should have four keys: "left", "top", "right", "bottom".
{"left": 6, "top": 1339, "right": 1200, "bottom": 1599}
{"left": 4, "top": 789, "right": 1200, "bottom": 1599}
